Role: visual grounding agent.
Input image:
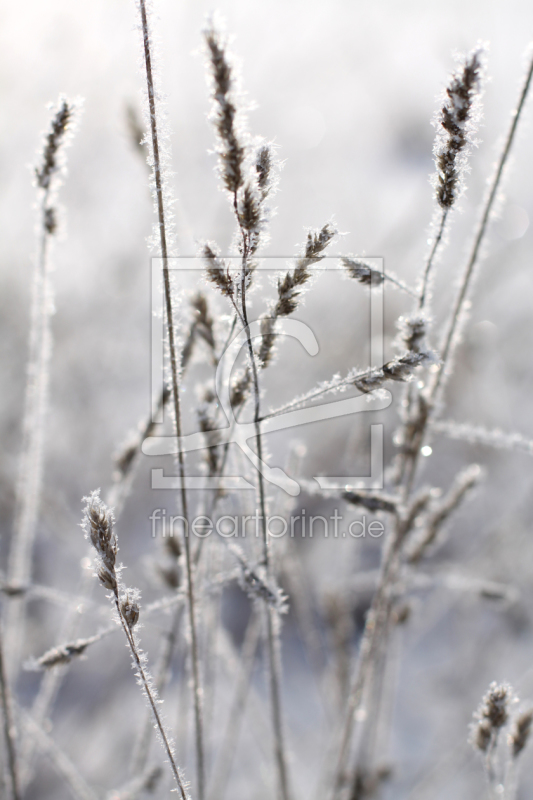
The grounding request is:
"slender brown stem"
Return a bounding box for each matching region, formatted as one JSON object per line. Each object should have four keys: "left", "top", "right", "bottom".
{"left": 138, "top": 3, "right": 204, "bottom": 796}
{"left": 115, "top": 598, "right": 187, "bottom": 800}
{"left": 131, "top": 604, "right": 182, "bottom": 776}
{"left": 419, "top": 208, "right": 448, "bottom": 309}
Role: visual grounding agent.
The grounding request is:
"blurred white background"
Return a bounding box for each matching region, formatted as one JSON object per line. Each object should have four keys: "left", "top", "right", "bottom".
{"left": 2, "top": 1, "right": 533, "bottom": 798}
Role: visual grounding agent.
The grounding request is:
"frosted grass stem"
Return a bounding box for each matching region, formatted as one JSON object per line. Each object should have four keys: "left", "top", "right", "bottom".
{"left": 6, "top": 98, "right": 79, "bottom": 673}
{"left": 400, "top": 44, "right": 533, "bottom": 497}
{"left": 82, "top": 491, "right": 188, "bottom": 799}
{"left": 130, "top": 605, "right": 182, "bottom": 776}
{"left": 234, "top": 198, "right": 291, "bottom": 800}
{"left": 431, "top": 45, "right": 533, "bottom": 403}
{"left": 137, "top": 2, "right": 204, "bottom": 796}
{"left": 0, "top": 621, "right": 19, "bottom": 800}
{"left": 115, "top": 599, "right": 188, "bottom": 800}
{"left": 419, "top": 209, "right": 448, "bottom": 309}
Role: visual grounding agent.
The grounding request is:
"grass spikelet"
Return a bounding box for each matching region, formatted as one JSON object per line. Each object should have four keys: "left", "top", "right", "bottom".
{"left": 204, "top": 20, "right": 246, "bottom": 195}
{"left": 26, "top": 636, "right": 101, "bottom": 671}
{"left": 202, "top": 242, "right": 234, "bottom": 298}
{"left": 509, "top": 710, "right": 533, "bottom": 758}
{"left": 407, "top": 464, "right": 482, "bottom": 563}
{"left": 81, "top": 491, "right": 188, "bottom": 799}
{"left": 433, "top": 46, "right": 485, "bottom": 210}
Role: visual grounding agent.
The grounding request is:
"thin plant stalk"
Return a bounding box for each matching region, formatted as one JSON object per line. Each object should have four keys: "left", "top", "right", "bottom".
{"left": 5, "top": 99, "right": 77, "bottom": 671}
{"left": 137, "top": 2, "right": 204, "bottom": 796}
{"left": 82, "top": 491, "right": 188, "bottom": 797}
{"left": 233, "top": 199, "right": 292, "bottom": 800}
{"left": 328, "top": 527, "right": 400, "bottom": 800}
{"left": 431, "top": 47, "right": 533, "bottom": 403}
{"left": 208, "top": 611, "right": 261, "bottom": 800}
{"left": 0, "top": 621, "right": 19, "bottom": 800}
{"left": 114, "top": 598, "right": 188, "bottom": 800}
{"left": 419, "top": 208, "right": 448, "bottom": 309}
{"left": 130, "top": 605, "right": 182, "bottom": 777}
{"left": 401, "top": 45, "right": 533, "bottom": 496}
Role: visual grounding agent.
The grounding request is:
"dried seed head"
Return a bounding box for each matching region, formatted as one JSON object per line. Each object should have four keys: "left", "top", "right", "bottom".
{"left": 28, "top": 638, "right": 95, "bottom": 671}
{"left": 198, "top": 400, "right": 220, "bottom": 475}
{"left": 399, "top": 315, "right": 427, "bottom": 353}
{"left": 475, "top": 719, "right": 493, "bottom": 752}
{"left": 408, "top": 464, "right": 482, "bottom": 563}
{"left": 509, "top": 710, "right": 533, "bottom": 758}
{"left": 97, "top": 564, "right": 117, "bottom": 592}
{"left": 238, "top": 183, "right": 261, "bottom": 233}
{"left": 255, "top": 144, "right": 272, "bottom": 198}
{"left": 35, "top": 96, "right": 79, "bottom": 191}
{"left": 471, "top": 683, "right": 513, "bottom": 754}
{"left": 352, "top": 368, "right": 386, "bottom": 393}
{"left": 157, "top": 561, "right": 181, "bottom": 590}
{"left": 231, "top": 546, "right": 287, "bottom": 612}
{"left": 343, "top": 490, "right": 398, "bottom": 514}
{"left": 0, "top": 583, "right": 27, "bottom": 597}
{"left": 433, "top": 46, "right": 485, "bottom": 209}
{"left": 348, "top": 352, "right": 431, "bottom": 397}
{"left": 81, "top": 491, "right": 118, "bottom": 593}
{"left": 273, "top": 223, "right": 337, "bottom": 319}
{"left": 204, "top": 22, "right": 246, "bottom": 194}
{"left": 304, "top": 224, "right": 337, "bottom": 258}
{"left": 382, "top": 351, "right": 430, "bottom": 381}
{"left": 202, "top": 242, "right": 234, "bottom": 298}
{"left": 392, "top": 603, "right": 411, "bottom": 626}
{"left": 44, "top": 207, "right": 57, "bottom": 234}
{"left": 341, "top": 257, "right": 384, "bottom": 287}
{"left": 191, "top": 292, "right": 216, "bottom": 354}
{"left": 120, "top": 591, "right": 140, "bottom": 629}
{"left": 350, "top": 766, "right": 392, "bottom": 799}
{"left": 165, "top": 534, "right": 182, "bottom": 560}
{"left": 230, "top": 369, "right": 251, "bottom": 408}
{"left": 481, "top": 682, "right": 512, "bottom": 727}
{"left": 113, "top": 387, "right": 171, "bottom": 483}
{"left": 256, "top": 315, "right": 276, "bottom": 369}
